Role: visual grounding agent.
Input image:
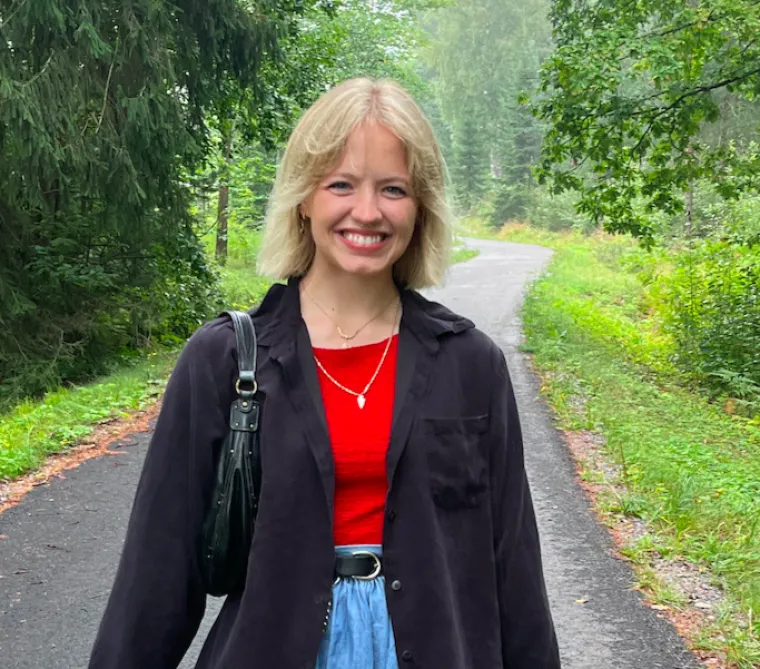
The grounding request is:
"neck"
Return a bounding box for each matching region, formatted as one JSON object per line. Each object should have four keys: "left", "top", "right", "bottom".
{"left": 299, "top": 263, "right": 400, "bottom": 348}
{"left": 302, "top": 266, "right": 398, "bottom": 318}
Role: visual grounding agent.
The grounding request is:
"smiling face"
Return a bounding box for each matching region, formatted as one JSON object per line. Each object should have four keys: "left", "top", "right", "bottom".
{"left": 300, "top": 122, "right": 418, "bottom": 280}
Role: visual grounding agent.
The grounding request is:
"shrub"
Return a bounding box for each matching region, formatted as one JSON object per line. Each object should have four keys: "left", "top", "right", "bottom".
{"left": 653, "top": 239, "right": 760, "bottom": 407}
{"left": 527, "top": 188, "right": 596, "bottom": 233}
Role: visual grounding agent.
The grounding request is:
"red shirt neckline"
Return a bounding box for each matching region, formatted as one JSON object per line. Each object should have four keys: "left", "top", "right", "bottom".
{"left": 312, "top": 333, "right": 398, "bottom": 353}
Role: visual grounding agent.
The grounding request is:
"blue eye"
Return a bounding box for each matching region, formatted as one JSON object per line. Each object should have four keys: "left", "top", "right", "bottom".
{"left": 328, "top": 181, "right": 351, "bottom": 191}
{"left": 385, "top": 186, "right": 407, "bottom": 197}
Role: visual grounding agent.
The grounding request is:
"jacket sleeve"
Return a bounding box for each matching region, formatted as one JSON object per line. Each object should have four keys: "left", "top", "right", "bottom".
{"left": 488, "top": 347, "right": 561, "bottom": 669}
{"left": 88, "top": 320, "right": 235, "bottom": 669}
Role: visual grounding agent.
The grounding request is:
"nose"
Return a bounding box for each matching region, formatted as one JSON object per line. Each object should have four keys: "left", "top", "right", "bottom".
{"left": 351, "top": 186, "right": 382, "bottom": 225}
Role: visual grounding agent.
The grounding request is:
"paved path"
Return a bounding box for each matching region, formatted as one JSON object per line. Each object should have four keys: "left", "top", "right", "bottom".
{"left": 0, "top": 238, "right": 699, "bottom": 668}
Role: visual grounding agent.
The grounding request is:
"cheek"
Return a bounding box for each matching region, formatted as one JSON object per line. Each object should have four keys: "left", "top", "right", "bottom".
{"left": 391, "top": 201, "right": 418, "bottom": 232}
{"left": 394, "top": 209, "right": 418, "bottom": 255}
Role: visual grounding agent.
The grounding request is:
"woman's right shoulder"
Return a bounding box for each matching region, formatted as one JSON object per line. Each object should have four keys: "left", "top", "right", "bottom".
{"left": 180, "top": 305, "right": 270, "bottom": 376}
{"left": 186, "top": 314, "right": 236, "bottom": 356}
{"left": 167, "top": 315, "right": 247, "bottom": 404}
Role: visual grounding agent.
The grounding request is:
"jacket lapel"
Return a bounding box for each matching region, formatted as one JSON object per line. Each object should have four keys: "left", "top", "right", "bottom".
{"left": 260, "top": 281, "right": 335, "bottom": 516}
{"left": 297, "top": 325, "right": 328, "bottom": 432}
{"left": 385, "top": 294, "right": 441, "bottom": 489}
{"left": 391, "top": 325, "right": 416, "bottom": 429}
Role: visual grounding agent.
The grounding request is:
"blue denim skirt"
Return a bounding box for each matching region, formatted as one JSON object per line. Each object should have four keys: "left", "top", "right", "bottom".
{"left": 315, "top": 545, "right": 398, "bottom": 669}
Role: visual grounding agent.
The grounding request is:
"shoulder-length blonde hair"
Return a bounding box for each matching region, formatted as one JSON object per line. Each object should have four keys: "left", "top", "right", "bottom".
{"left": 257, "top": 77, "right": 453, "bottom": 289}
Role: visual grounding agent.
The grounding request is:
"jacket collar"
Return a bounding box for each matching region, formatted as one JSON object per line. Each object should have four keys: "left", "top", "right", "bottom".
{"left": 251, "top": 276, "right": 474, "bottom": 356}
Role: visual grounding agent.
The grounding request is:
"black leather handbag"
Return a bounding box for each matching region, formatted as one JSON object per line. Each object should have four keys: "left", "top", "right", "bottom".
{"left": 198, "top": 310, "right": 262, "bottom": 597}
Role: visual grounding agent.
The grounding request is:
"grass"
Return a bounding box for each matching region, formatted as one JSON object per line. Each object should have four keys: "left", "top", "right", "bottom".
{"left": 488, "top": 220, "right": 760, "bottom": 667}
{"left": 0, "top": 350, "right": 177, "bottom": 480}
{"left": 218, "top": 264, "right": 273, "bottom": 311}
{"left": 455, "top": 215, "right": 499, "bottom": 241}
{"left": 0, "top": 226, "right": 479, "bottom": 484}
{"left": 451, "top": 247, "right": 479, "bottom": 263}
{"left": 451, "top": 235, "right": 480, "bottom": 263}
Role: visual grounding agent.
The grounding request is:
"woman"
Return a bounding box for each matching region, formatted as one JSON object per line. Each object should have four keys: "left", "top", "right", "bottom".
{"left": 89, "top": 78, "right": 561, "bottom": 669}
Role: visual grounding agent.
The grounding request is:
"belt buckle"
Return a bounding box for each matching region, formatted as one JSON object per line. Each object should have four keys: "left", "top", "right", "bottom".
{"left": 351, "top": 550, "right": 382, "bottom": 581}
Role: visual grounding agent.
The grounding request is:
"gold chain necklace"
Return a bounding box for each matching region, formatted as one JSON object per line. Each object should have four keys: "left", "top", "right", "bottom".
{"left": 313, "top": 301, "right": 400, "bottom": 409}
{"left": 303, "top": 288, "right": 398, "bottom": 348}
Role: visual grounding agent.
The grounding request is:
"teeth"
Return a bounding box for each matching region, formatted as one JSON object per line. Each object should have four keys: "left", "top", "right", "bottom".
{"left": 343, "top": 232, "right": 384, "bottom": 246}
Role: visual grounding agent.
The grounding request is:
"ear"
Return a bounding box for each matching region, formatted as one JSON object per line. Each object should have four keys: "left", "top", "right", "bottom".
{"left": 299, "top": 196, "right": 312, "bottom": 220}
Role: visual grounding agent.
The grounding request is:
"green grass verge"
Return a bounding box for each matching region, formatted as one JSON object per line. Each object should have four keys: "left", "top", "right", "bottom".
{"left": 451, "top": 236, "right": 480, "bottom": 264}
{"left": 0, "top": 350, "right": 177, "bottom": 480}
{"left": 0, "top": 232, "right": 479, "bottom": 484}
{"left": 495, "top": 223, "right": 760, "bottom": 667}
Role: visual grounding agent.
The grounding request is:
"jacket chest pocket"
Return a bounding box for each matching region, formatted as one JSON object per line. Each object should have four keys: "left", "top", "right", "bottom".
{"left": 423, "top": 415, "right": 489, "bottom": 510}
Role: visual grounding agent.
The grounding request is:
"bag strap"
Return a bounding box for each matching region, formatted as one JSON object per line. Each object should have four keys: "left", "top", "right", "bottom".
{"left": 223, "top": 310, "right": 258, "bottom": 400}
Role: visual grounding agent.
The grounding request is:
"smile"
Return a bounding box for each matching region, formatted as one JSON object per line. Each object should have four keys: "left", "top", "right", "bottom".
{"left": 339, "top": 231, "right": 389, "bottom": 246}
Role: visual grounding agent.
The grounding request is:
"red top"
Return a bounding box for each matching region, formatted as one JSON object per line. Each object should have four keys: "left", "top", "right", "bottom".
{"left": 313, "top": 335, "right": 397, "bottom": 546}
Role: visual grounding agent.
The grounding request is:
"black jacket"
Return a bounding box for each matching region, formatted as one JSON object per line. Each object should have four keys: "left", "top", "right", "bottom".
{"left": 89, "top": 278, "right": 560, "bottom": 669}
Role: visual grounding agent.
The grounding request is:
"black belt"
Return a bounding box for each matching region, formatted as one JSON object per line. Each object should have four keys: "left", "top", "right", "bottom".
{"left": 334, "top": 551, "right": 383, "bottom": 581}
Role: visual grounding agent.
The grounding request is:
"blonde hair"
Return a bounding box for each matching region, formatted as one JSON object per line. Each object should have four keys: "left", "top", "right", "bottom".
{"left": 257, "top": 77, "right": 453, "bottom": 289}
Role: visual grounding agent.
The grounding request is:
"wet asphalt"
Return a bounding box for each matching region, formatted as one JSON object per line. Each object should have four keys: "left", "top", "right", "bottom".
{"left": 0, "top": 237, "right": 700, "bottom": 668}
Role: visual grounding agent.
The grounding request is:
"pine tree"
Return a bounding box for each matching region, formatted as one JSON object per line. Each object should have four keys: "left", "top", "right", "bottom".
{"left": 451, "top": 115, "right": 490, "bottom": 211}
{"left": 0, "top": 0, "right": 315, "bottom": 406}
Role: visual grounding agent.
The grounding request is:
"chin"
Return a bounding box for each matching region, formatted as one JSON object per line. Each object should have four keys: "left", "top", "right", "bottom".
{"left": 328, "top": 249, "right": 396, "bottom": 278}
{"left": 338, "top": 261, "right": 392, "bottom": 277}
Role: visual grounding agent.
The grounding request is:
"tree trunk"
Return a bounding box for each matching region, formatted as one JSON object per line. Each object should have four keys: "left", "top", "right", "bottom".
{"left": 685, "top": 142, "right": 696, "bottom": 237}
{"left": 719, "top": 94, "right": 730, "bottom": 147}
{"left": 685, "top": 183, "right": 694, "bottom": 237}
{"left": 216, "top": 133, "right": 232, "bottom": 266}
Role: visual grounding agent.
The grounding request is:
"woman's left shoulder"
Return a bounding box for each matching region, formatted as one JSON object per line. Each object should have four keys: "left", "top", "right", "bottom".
{"left": 406, "top": 289, "right": 505, "bottom": 371}
{"left": 448, "top": 324, "right": 502, "bottom": 358}
{"left": 445, "top": 326, "right": 507, "bottom": 388}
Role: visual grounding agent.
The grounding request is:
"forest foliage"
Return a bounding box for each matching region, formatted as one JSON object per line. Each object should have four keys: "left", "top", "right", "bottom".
{"left": 0, "top": 0, "right": 320, "bottom": 406}
{"left": 1, "top": 0, "right": 759, "bottom": 414}
{"left": 527, "top": 0, "right": 760, "bottom": 407}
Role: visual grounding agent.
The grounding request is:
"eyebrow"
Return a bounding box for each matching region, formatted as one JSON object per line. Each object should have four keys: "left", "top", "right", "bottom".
{"left": 378, "top": 176, "right": 411, "bottom": 187}
{"left": 328, "top": 172, "right": 411, "bottom": 186}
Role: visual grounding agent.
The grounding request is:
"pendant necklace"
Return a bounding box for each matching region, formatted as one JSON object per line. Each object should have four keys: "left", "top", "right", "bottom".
{"left": 313, "top": 300, "right": 400, "bottom": 409}
{"left": 303, "top": 288, "right": 398, "bottom": 348}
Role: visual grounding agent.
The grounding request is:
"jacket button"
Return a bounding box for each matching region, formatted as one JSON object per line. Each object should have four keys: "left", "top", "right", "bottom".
{"left": 401, "top": 650, "right": 413, "bottom": 662}
{"left": 391, "top": 580, "right": 402, "bottom": 591}
{"left": 387, "top": 509, "right": 396, "bottom": 521}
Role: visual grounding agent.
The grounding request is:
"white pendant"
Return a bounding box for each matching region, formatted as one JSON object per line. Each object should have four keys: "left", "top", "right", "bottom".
{"left": 357, "top": 394, "right": 366, "bottom": 409}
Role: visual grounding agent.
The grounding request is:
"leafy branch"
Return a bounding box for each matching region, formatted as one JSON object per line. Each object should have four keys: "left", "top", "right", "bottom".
{"left": 533, "top": 0, "right": 760, "bottom": 241}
